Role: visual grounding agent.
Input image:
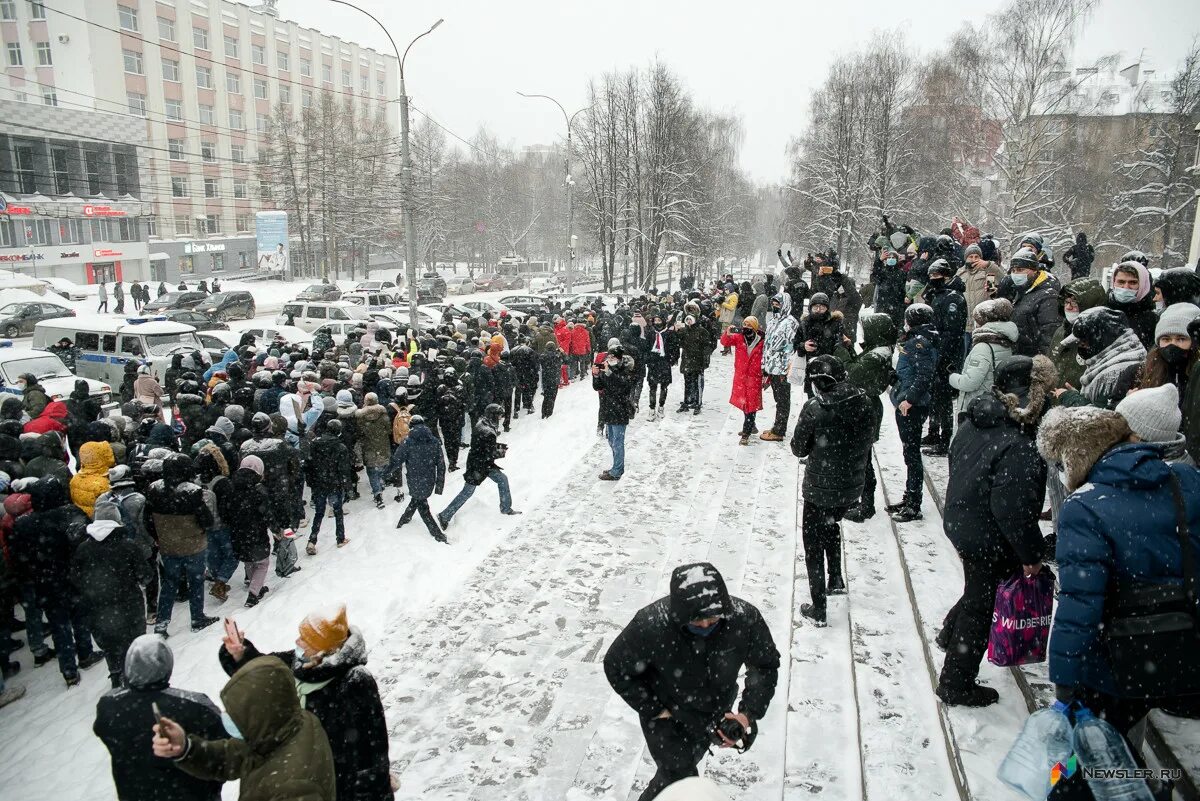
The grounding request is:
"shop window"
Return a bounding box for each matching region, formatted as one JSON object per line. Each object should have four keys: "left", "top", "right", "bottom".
{"left": 179, "top": 255, "right": 194, "bottom": 275}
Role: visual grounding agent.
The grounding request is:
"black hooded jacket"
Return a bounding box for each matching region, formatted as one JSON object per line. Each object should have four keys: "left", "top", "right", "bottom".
{"left": 603, "top": 563, "right": 780, "bottom": 738}
{"left": 10, "top": 476, "right": 89, "bottom": 605}
{"left": 145, "top": 453, "right": 212, "bottom": 558}
{"left": 790, "top": 381, "right": 875, "bottom": 507}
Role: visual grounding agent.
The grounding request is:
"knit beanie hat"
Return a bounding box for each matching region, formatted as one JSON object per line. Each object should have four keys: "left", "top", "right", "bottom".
{"left": 335, "top": 389, "right": 355, "bottom": 409}
{"left": 298, "top": 604, "right": 350, "bottom": 654}
{"left": 240, "top": 454, "right": 264, "bottom": 477}
{"left": 1115, "top": 384, "right": 1182, "bottom": 444}
{"left": 107, "top": 464, "right": 136, "bottom": 488}
{"left": 212, "top": 416, "right": 235, "bottom": 438}
{"left": 964, "top": 243, "right": 983, "bottom": 258}
{"left": 224, "top": 404, "right": 245, "bottom": 425}
{"left": 1155, "top": 302, "right": 1200, "bottom": 341}
{"left": 972, "top": 298, "right": 1014, "bottom": 327}
{"left": 889, "top": 232, "right": 909, "bottom": 250}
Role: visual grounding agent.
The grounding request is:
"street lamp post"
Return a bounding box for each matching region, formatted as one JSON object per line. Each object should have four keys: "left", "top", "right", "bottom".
{"left": 516, "top": 92, "right": 589, "bottom": 293}
{"left": 329, "top": 1, "right": 441, "bottom": 331}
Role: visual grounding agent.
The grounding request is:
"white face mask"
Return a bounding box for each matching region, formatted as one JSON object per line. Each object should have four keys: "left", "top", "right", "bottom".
{"left": 1010, "top": 273, "right": 1030, "bottom": 287}
{"left": 1065, "top": 310, "right": 1080, "bottom": 323}
{"left": 1155, "top": 300, "right": 1166, "bottom": 312}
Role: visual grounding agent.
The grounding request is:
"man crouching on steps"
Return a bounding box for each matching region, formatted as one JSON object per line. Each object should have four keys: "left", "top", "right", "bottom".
{"left": 604, "top": 563, "right": 780, "bottom": 801}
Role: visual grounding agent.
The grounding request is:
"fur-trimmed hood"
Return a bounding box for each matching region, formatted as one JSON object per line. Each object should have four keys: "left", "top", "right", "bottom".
{"left": 294, "top": 625, "right": 367, "bottom": 682}
{"left": 995, "top": 354, "right": 1057, "bottom": 427}
{"left": 1037, "top": 405, "right": 1133, "bottom": 491}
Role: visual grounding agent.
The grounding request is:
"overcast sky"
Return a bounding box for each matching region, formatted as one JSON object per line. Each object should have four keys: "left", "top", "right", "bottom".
{"left": 278, "top": 0, "right": 1200, "bottom": 183}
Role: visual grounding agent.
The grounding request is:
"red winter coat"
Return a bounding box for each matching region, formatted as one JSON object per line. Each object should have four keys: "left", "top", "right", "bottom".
{"left": 720, "top": 331, "right": 764, "bottom": 413}
{"left": 951, "top": 218, "right": 980, "bottom": 247}
{"left": 23, "top": 400, "right": 68, "bottom": 436}
{"left": 570, "top": 325, "right": 592, "bottom": 356}
{"left": 554, "top": 320, "right": 572, "bottom": 353}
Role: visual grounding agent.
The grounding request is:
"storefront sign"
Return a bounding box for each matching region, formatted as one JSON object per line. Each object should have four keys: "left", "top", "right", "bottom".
{"left": 93, "top": 248, "right": 123, "bottom": 258}
{"left": 60, "top": 251, "right": 80, "bottom": 258}
{"left": 82, "top": 205, "right": 126, "bottom": 217}
{"left": 1, "top": 205, "right": 32, "bottom": 215}
{"left": 0, "top": 252, "right": 43, "bottom": 262}
{"left": 183, "top": 241, "right": 226, "bottom": 254}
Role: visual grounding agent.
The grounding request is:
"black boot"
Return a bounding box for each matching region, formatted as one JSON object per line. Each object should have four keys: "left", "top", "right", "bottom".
{"left": 800, "top": 603, "right": 827, "bottom": 627}
{"left": 826, "top": 576, "right": 847, "bottom": 595}
{"left": 920, "top": 432, "right": 940, "bottom": 446}
{"left": 935, "top": 681, "right": 999, "bottom": 707}
{"left": 890, "top": 504, "right": 923, "bottom": 523}
{"left": 373, "top": 493, "right": 385, "bottom": 509}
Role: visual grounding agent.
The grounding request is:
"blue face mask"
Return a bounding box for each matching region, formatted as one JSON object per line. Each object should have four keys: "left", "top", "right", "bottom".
{"left": 221, "top": 711, "right": 243, "bottom": 740}
{"left": 1010, "top": 272, "right": 1030, "bottom": 287}
{"left": 687, "top": 621, "right": 720, "bottom": 638}
{"left": 1111, "top": 287, "right": 1137, "bottom": 304}
{"left": 885, "top": 257, "right": 898, "bottom": 267}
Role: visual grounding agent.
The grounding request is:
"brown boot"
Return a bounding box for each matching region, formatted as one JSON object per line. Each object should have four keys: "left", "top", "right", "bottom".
{"left": 760, "top": 430, "right": 784, "bottom": 441}
{"left": 208, "top": 581, "right": 229, "bottom": 602}
{"left": 738, "top": 434, "right": 749, "bottom": 446}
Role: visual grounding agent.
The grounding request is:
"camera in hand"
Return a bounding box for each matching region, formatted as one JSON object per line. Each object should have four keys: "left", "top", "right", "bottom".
{"left": 711, "top": 717, "right": 745, "bottom": 746}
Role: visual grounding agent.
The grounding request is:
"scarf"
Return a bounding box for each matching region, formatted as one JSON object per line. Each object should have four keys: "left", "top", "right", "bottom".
{"left": 652, "top": 329, "right": 665, "bottom": 357}
{"left": 295, "top": 676, "right": 335, "bottom": 709}
{"left": 1079, "top": 328, "right": 1146, "bottom": 400}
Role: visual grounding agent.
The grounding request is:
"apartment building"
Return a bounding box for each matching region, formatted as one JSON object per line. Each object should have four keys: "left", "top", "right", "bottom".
{"left": 1, "top": 0, "right": 398, "bottom": 282}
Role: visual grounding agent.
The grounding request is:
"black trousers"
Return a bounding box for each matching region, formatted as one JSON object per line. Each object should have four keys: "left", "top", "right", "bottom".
{"left": 682, "top": 372, "right": 701, "bottom": 408}
{"left": 928, "top": 371, "right": 955, "bottom": 445}
{"left": 541, "top": 385, "right": 558, "bottom": 418}
{"left": 895, "top": 406, "right": 928, "bottom": 506}
{"left": 768, "top": 374, "right": 790, "bottom": 436}
{"left": 802, "top": 501, "right": 846, "bottom": 614}
{"left": 398, "top": 498, "right": 442, "bottom": 538}
{"left": 518, "top": 382, "right": 536, "bottom": 411}
{"left": 638, "top": 717, "right": 710, "bottom": 801}
{"left": 501, "top": 389, "right": 513, "bottom": 428}
{"left": 741, "top": 411, "right": 757, "bottom": 437}
{"left": 938, "top": 540, "right": 1020, "bottom": 689}
{"left": 647, "top": 380, "right": 668, "bottom": 409}
{"left": 441, "top": 416, "right": 464, "bottom": 466}
{"left": 102, "top": 637, "right": 135, "bottom": 689}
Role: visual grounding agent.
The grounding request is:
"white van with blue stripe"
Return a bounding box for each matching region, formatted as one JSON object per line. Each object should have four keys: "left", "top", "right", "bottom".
{"left": 31, "top": 315, "right": 208, "bottom": 393}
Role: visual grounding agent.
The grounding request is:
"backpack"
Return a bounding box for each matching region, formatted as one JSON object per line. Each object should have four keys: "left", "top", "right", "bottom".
{"left": 390, "top": 403, "right": 412, "bottom": 444}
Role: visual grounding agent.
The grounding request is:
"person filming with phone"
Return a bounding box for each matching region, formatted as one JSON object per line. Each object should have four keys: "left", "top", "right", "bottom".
{"left": 603, "top": 563, "right": 780, "bottom": 801}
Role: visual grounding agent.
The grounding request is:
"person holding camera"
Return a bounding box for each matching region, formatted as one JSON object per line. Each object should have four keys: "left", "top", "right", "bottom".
{"left": 437, "top": 403, "right": 520, "bottom": 529}
{"left": 593, "top": 345, "right": 636, "bottom": 481}
{"left": 604, "top": 562, "right": 780, "bottom": 801}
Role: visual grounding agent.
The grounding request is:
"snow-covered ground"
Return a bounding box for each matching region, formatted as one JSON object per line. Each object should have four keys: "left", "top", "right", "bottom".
{"left": 2, "top": 348, "right": 1195, "bottom": 799}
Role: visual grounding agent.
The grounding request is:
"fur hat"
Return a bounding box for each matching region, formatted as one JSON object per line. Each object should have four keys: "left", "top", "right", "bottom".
{"left": 298, "top": 604, "right": 350, "bottom": 654}
{"left": 972, "top": 298, "right": 1014, "bottom": 327}
{"left": 1037, "top": 406, "right": 1132, "bottom": 491}
{"left": 994, "top": 355, "right": 1057, "bottom": 426}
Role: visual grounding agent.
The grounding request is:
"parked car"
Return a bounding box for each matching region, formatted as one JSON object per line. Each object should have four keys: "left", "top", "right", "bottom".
{"left": 354, "top": 280, "right": 398, "bottom": 292}
{"left": 0, "top": 300, "right": 76, "bottom": 337}
{"left": 0, "top": 346, "right": 112, "bottom": 407}
{"left": 143, "top": 290, "right": 209, "bottom": 313}
{"left": 227, "top": 322, "right": 314, "bottom": 350}
{"left": 497, "top": 294, "right": 551, "bottom": 317}
{"left": 340, "top": 290, "right": 400, "bottom": 309}
{"left": 460, "top": 299, "right": 526, "bottom": 322}
{"left": 274, "top": 301, "right": 369, "bottom": 332}
{"left": 420, "top": 303, "right": 486, "bottom": 324}
{"left": 160, "top": 309, "right": 229, "bottom": 330}
{"left": 195, "top": 329, "right": 243, "bottom": 363}
{"left": 444, "top": 276, "right": 476, "bottom": 295}
{"left": 192, "top": 290, "right": 256, "bottom": 321}
{"left": 39, "top": 276, "right": 87, "bottom": 301}
{"left": 416, "top": 276, "right": 446, "bottom": 302}
{"left": 369, "top": 308, "right": 439, "bottom": 332}
{"left": 295, "top": 283, "right": 343, "bottom": 302}
{"left": 527, "top": 274, "right": 565, "bottom": 293}
{"left": 474, "top": 273, "right": 504, "bottom": 292}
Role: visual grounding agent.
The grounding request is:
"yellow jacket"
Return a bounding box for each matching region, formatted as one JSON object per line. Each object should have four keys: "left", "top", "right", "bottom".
{"left": 71, "top": 441, "right": 115, "bottom": 519}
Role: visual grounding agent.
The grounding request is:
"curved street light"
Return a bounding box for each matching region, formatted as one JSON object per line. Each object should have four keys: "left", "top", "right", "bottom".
{"left": 329, "top": 1, "right": 443, "bottom": 330}
{"left": 517, "top": 91, "right": 590, "bottom": 292}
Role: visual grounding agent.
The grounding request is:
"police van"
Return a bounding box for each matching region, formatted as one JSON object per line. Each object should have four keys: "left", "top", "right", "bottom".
{"left": 32, "top": 315, "right": 208, "bottom": 390}
{"left": 0, "top": 341, "right": 114, "bottom": 408}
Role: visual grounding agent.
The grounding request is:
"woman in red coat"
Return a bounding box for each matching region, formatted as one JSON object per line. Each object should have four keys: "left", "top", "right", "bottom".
{"left": 23, "top": 400, "right": 69, "bottom": 436}
{"left": 570, "top": 323, "right": 593, "bottom": 380}
{"left": 720, "top": 317, "right": 765, "bottom": 445}
{"left": 554, "top": 318, "right": 573, "bottom": 387}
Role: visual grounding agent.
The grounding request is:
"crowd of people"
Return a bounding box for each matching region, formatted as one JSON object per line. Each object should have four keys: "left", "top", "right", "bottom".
{"left": 0, "top": 218, "right": 1197, "bottom": 798}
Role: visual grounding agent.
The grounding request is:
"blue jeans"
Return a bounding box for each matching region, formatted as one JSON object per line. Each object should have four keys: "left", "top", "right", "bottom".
{"left": 366, "top": 466, "right": 387, "bottom": 496}
{"left": 605, "top": 424, "right": 627, "bottom": 477}
{"left": 311, "top": 491, "right": 345, "bottom": 543}
{"left": 206, "top": 528, "right": 238, "bottom": 583}
{"left": 441, "top": 469, "right": 512, "bottom": 521}
{"left": 43, "top": 595, "right": 95, "bottom": 678}
{"left": 157, "top": 553, "right": 207, "bottom": 627}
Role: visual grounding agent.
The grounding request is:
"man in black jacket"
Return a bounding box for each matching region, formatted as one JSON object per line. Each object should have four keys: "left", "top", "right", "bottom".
{"left": 593, "top": 346, "right": 635, "bottom": 481}
{"left": 437, "top": 404, "right": 520, "bottom": 528}
{"left": 94, "top": 635, "right": 226, "bottom": 801}
{"left": 674, "top": 314, "right": 716, "bottom": 413}
{"left": 10, "top": 476, "right": 102, "bottom": 685}
{"left": 306, "top": 418, "right": 353, "bottom": 554}
{"left": 604, "top": 563, "right": 780, "bottom": 801}
{"left": 539, "top": 342, "right": 564, "bottom": 419}
{"left": 935, "top": 356, "right": 1052, "bottom": 707}
{"left": 509, "top": 341, "right": 539, "bottom": 417}
{"left": 145, "top": 453, "right": 217, "bottom": 636}
{"left": 921, "top": 260, "right": 968, "bottom": 455}
{"left": 790, "top": 356, "right": 875, "bottom": 625}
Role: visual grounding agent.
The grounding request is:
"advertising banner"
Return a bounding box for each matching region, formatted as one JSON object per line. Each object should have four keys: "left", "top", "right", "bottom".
{"left": 255, "top": 211, "right": 289, "bottom": 278}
